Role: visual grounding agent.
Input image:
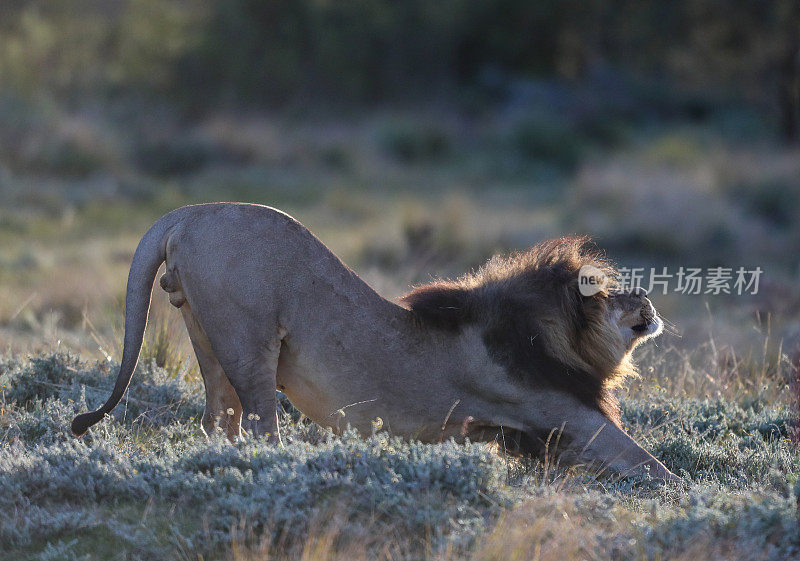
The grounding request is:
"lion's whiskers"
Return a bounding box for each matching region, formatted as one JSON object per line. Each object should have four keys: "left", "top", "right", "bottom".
{"left": 658, "top": 314, "right": 682, "bottom": 338}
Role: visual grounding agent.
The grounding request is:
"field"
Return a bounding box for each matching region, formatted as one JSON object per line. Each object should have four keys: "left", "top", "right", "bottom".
{"left": 0, "top": 96, "right": 798, "bottom": 560}
{"left": 0, "top": 350, "right": 797, "bottom": 560}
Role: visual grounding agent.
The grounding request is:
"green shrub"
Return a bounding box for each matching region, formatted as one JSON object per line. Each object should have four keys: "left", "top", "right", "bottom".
{"left": 377, "top": 121, "right": 451, "bottom": 163}
{"left": 25, "top": 138, "right": 109, "bottom": 177}
{"left": 728, "top": 180, "right": 799, "bottom": 229}
{"left": 134, "top": 136, "right": 214, "bottom": 177}
{"left": 511, "top": 117, "right": 583, "bottom": 171}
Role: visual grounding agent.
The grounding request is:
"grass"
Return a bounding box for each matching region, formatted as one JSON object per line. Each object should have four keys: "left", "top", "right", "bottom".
{"left": 0, "top": 347, "right": 797, "bottom": 560}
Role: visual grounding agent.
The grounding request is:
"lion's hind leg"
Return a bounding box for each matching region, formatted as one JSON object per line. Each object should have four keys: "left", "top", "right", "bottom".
{"left": 215, "top": 343, "right": 283, "bottom": 445}
{"left": 180, "top": 304, "right": 243, "bottom": 441}
{"left": 194, "top": 318, "right": 284, "bottom": 445}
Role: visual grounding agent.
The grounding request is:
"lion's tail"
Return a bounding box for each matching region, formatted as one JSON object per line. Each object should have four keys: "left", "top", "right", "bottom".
{"left": 71, "top": 211, "right": 181, "bottom": 437}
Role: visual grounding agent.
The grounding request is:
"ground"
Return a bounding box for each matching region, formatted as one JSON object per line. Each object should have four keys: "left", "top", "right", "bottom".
{"left": 0, "top": 352, "right": 796, "bottom": 560}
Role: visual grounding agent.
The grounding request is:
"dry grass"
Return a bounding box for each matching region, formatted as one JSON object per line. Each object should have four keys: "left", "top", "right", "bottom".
{"left": 625, "top": 329, "right": 796, "bottom": 407}
{"left": 220, "top": 497, "right": 767, "bottom": 561}
{"left": 139, "top": 291, "right": 197, "bottom": 380}
{"left": 203, "top": 495, "right": 617, "bottom": 561}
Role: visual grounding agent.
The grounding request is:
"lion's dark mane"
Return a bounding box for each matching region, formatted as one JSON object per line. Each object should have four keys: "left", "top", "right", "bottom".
{"left": 401, "top": 236, "right": 625, "bottom": 426}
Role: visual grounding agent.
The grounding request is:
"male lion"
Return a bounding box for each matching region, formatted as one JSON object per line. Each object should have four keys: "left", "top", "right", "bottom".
{"left": 72, "top": 203, "right": 677, "bottom": 481}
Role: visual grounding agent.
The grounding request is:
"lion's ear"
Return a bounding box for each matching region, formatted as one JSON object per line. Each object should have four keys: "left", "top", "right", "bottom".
{"left": 401, "top": 283, "right": 474, "bottom": 330}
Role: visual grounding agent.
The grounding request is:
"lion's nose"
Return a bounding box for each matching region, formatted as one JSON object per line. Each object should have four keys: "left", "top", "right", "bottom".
{"left": 640, "top": 301, "right": 655, "bottom": 322}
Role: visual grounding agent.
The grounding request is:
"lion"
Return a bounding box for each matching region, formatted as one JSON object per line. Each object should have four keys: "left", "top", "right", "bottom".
{"left": 71, "top": 203, "right": 677, "bottom": 481}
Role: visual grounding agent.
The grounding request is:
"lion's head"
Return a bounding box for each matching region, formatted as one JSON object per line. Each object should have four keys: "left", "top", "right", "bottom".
{"left": 401, "top": 236, "right": 662, "bottom": 425}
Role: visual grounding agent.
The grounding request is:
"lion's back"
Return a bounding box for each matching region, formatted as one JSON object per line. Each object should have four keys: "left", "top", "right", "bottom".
{"left": 162, "top": 204, "right": 315, "bottom": 308}
{"left": 162, "top": 202, "right": 375, "bottom": 323}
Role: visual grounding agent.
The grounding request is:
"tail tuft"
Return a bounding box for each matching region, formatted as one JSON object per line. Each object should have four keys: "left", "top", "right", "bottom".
{"left": 71, "top": 410, "right": 107, "bottom": 437}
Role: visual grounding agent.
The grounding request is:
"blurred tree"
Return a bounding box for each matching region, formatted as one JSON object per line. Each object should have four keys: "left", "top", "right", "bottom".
{"left": 111, "top": 0, "right": 205, "bottom": 95}
{"left": 776, "top": 0, "right": 800, "bottom": 142}
{"left": 0, "top": 0, "right": 797, "bottom": 140}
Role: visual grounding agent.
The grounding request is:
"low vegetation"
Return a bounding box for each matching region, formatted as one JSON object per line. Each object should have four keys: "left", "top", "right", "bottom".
{"left": 1, "top": 351, "right": 796, "bottom": 560}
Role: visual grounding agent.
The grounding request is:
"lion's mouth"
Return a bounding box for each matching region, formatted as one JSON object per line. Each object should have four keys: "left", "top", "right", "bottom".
{"left": 631, "top": 303, "right": 660, "bottom": 335}
{"left": 630, "top": 315, "right": 662, "bottom": 337}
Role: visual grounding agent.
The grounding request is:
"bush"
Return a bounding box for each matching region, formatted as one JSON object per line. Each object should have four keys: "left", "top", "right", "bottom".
{"left": 728, "top": 180, "right": 800, "bottom": 229}
{"left": 134, "top": 136, "right": 214, "bottom": 177}
{"left": 511, "top": 117, "right": 584, "bottom": 171}
{"left": 377, "top": 121, "right": 451, "bottom": 163}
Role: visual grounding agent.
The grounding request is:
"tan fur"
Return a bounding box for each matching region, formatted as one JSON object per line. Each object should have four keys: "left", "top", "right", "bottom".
{"left": 71, "top": 203, "right": 677, "bottom": 482}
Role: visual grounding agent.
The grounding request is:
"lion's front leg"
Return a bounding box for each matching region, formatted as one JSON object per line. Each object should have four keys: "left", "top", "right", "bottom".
{"left": 556, "top": 408, "right": 678, "bottom": 482}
